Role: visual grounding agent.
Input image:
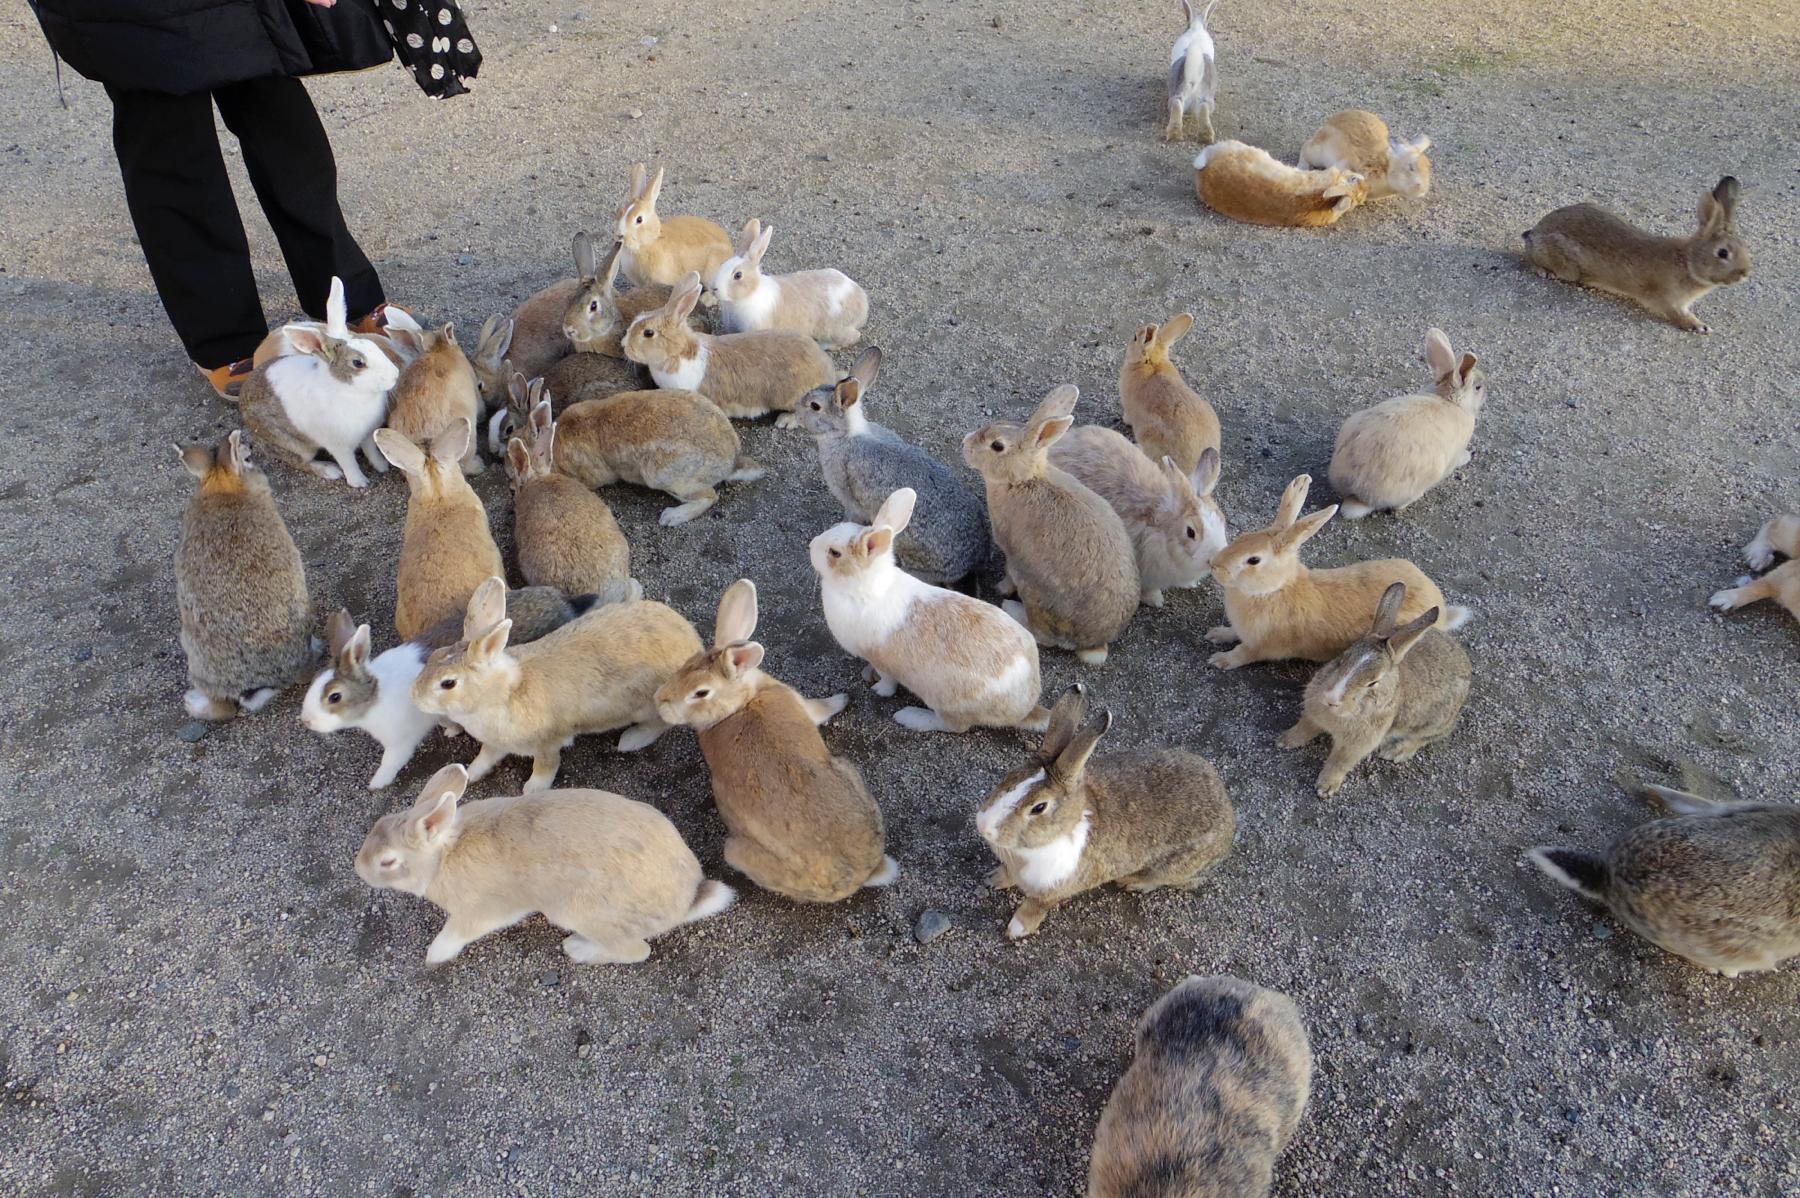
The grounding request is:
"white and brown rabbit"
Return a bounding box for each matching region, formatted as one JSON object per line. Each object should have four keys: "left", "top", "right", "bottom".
{"left": 561, "top": 230, "right": 674, "bottom": 359}
{"left": 797, "top": 348, "right": 990, "bottom": 584}
{"left": 1529, "top": 782, "right": 1800, "bottom": 977}
{"left": 977, "top": 686, "right": 1235, "bottom": 939}
{"left": 374, "top": 419, "right": 505, "bottom": 642}
{"left": 174, "top": 431, "right": 314, "bottom": 720}
{"left": 1328, "top": 328, "right": 1485, "bottom": 520}
{"left": 624, "top": 272, "right": 836, "bottom": 427}
{"left": 813, "top": 488, "right": 1048, "bottom": 734}
{"left": 963, "top": 386, "right": 1140, "bottom": 664}
{"left": 1208, "top": 475, "right": 1468, "bottom": 669}
{"left": 1710, "top": 513, "right": 1800, "bottom": 624}
{"left": 1089, "top": 975, "right": 1312, "bottom": 1198}
{"left": 1524, "top": 176, "right": 1751, "bottom": 332}
{"left": 413, "top": 578, "right": 702, "bottom": 791}
{"left": 1299, "top": 110, "right": 1432, "bottom": 200}
{"left": 356, "top": 763, "right": 735, "bottom": 967}
{"left": 1194, "top": 141, "right": 1368, "bottom": 228}
{"left": 710, "top": 219, "right": 869, "bottom": 348}
{"left": 655, "top": 580, "right": 896, "bottom": 903}
{"left": 613, "top": 163, "right": 735, "bottom": 288}
{"left": 1050, "top": 430, "right": 1228, "bottom": 607}
{"left": 1280, "top": 583, "right": 1470, "bottom": 797}
{"left": 1165, "top": 1, "right": 1218, "bottom": 142}
{"left": 385, "top": 321, "right": 483, "bottom": 475}
{"left": 1119, "top": 313, "right": 1220, "bottom": 488}
{"left": 506, "top": 404, "right": 637, "bottom": 603}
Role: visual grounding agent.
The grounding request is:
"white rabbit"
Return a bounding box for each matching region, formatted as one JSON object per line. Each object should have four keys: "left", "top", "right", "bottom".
{"left": 709, "top": 219, "right": 869, "bottom": 348}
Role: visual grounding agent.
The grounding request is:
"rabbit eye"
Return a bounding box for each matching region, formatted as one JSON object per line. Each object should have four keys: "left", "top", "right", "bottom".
{"left": 439, "top": 678, "right": 457, "bottom": 690}
{"left": 352, "top": 357, "right": 367, "bottom": 370}
{"left": 828, "top": 548, "right": 842, "bottom": 559}
{"left": 1028, "top": 801, "right": 1048, "bottom": 815}
{"left": 1185, "top": 526, "right": 1197, "bottom": 540}
{"left": 1717, "top": 247, "right": 1731, "bottom": 259}
{"left": 1246, "top": 555, "right": 1262, "bottom": 566}
{"left": 588, "top": 300, "right": 599, "bottom": 313}
{"left": 327, "top": 692, "right": 342, "bottom": 705}
{"left": 733, "top": 271, "right": 743, "bottom": 281}
{"left": 809, "top": 401, "right": 822, "bottom": 411}
{"left": 635, "top": 215, "right": 645, "bottom": 224}
{"left": 692, "top": 688, "right": 710, "bottom": 700}
{"left": 989, "top": 440, "right": 1004, "bottom": 452}
{"left": 378, "top": 854, "right": 400, "bottom": 870}
{"left": 644, "top": 329, "right": 655, "bottom": 339}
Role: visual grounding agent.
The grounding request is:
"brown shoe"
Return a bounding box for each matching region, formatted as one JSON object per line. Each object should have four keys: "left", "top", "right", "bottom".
{"left": 350, "top": 301, "right": 411, "bottom": 336}
{"left": 197, "top": 357, "right": 255, "bottom": 401}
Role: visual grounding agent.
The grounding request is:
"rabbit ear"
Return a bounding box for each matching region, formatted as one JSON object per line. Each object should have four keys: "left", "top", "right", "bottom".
{"left": 505, "top": 370, "right": 528, "bottom": 410}
{"left": 1190, "top": 447, "right": 1220, "bottom": 497}
{"left": 529, "top": 398, "right": 553, "bottom": 439}
{"left": 1409, "top": 134, "right": 1432, "bottom": 153}
{"left": 857, "top": 525, "right": 895, "bottom": 559}
{"left": 325, "top": 608, "right": 358, "bottom": 657}
{"left": 388, "top": 327, "right": 422, "bottom": 357}
{"left": 1040, "top": 684, "right": 1088, "bottom": 760}
{"left": 224, "top": 429, "right": 253, "bottom": 475}
{"left": 714, "top": 579, "right": 759, "bottom": 648}
{"left": 1456, "top": 353, "right": 1479, "bottom": 386}
{"left": 410, "top": 764, "right": 467, "bottom": 842}
{"left": 1386, "top": 606, "right": 1440, "bottom": 660}
{"left": 344, "top": 623, "right": 373, "bottom": 672}
{"left": 642, "top": 167, "right": 665, "bottom": 207}
{"left": 1135, "top": 324, "right": 1159, "bottom": 347}
{"left": 672, "top": 273, "right": 703, "bottom": 318}
{"left": 1180, "top": 0, "right": 1192, "bottom": 23}
{"left": 723, "top": 642, "right": 764, "bottom": 677}
{"left": 748, "top": 223, "right": 773, "bottom": 266}
{"left": 1278, "top": 504, "right": 1337, "bottom": 551}
{"left": 629, "top": 162, "right": 648, "bottom": 198}
{"left": 847, "top": 346, "right": 882, "bottom": 392}
{"left": 462, "top": 577, "right": 508, "bottom": 641}
{"left": 506, "top": 437, "right": 530, "bottom": 478}
{"left": 468, "top": 618, "right": 513, "bottom": 666}
{"left": 598, "top": 240, "right": 625, "bottom": 289}
{"left": 1371, "top": 581, "right": 1407, "bottom": 636}
{"left": 1160, "top": 455, "right": 1197, "bottom": 500}
{"left": 178, "top": 443, "right": 213, "bottom": 478}
{"left": 432, "top": 418, "right": 473, "bottom": 465}
{"left": 441, "top": 322, "right": 456, "bottom": 346}
{"left": 1710, "top": 176, "right": 1739, "bottom": 225}
{"left": 372, "top": 428, "right": 425, "bottom": 475}
{"left": 1156, "top": 312, "right": 1195, "bottom": 347}
{"left": 836, "top": 378, "right": 864, "bottom": 410}
{"left": 573, "top": 231, "right": 598, "bottom": 279}
{"left": 874, "top": 488, "right": 916, "bottom": 535}
{"left": 479, "top": 318, "right": 515, "bottom": 369}
{"left": 325, "top": 277, "right": 348, "bottom": 337}
{"left": 1054, "top": 709, "right": 1113, "bottom": 779}
{"left": 737, "top": 218, "right": 762, "bottom": 256}
{"left": 1423, "top": 328, "right": 1457, "bottom": 381}
{"left": 527, "top": 377, "right": 548, "bottom": 412}
{"left": 1272, "top": 474, "right": 1312, "bottom": 529}
{"left": 287, "top": 327, "right": 326, "bottom": 357}
{"left": 1033, "top": 415, "right": 1074, "bottom": 449}
{"left": 1029, "top": 384, "right": 1080, "bottom": 427}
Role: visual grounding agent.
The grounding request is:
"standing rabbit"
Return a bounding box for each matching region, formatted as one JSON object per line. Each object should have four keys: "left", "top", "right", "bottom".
{"left": 1529, "top": 783, "right": 1800, "bottom": 977}
{"left": 1050, "top": 429, "right": 1228, "bottom": 607}
{"left": 1524, "top": 176, "right": 1751, "bottom": 332}
{"left": 1710, "top": 512, "right": 1800, "bottom": 624}
{"left": 655, "top": 580, "right": 897, "bottom": 903}
{"left": 796, "top": 348, "right": 990, "bottom": 584}
{"left": 1088, "top": 975, "right": 1312, "bottom": 1198}
{"left": 963, "top": 386, "right": 1140, "bottom": 664}
{"left": 561, "top": 231, "right": 674, "bottom": 359}
{"left": 506, "top": 403, "right": 637, "bottom": 602}
{"left": 1299, "top": 111, "right": 1432, "bottom": 200}
{"left": 1195, "top": 141, "right": 1368, "bottom": 228}
{"left": 1328, "top": 328, "right": 1485, "bottom": 520}
{"left": 613, "top": 163, "right": 735, "bottom": 288}
{"left": 813, "top": 488, "right": 1048, "bottom": 733}
{"left": 1208, "top": 474, "right": 1468, "bottom": 669}
{"left": 710, "top": 219, "right": 869, "bottom": 348}
{"left": 976, "top": 686, "right": 1235, "bottom": 940}
{"left": 356, "top": 764, "right": 735, "bottom": 968}
{"left": 1165, "top": 0, "right": 1218, "bottom": 143}
{"left": 1279, "top": 583, "right": 1470, "bottom": 797}
{"left": 624, "top": 272, "right": 837, "bottom": 427}
{"left": 386, "top": 321, "right": 483, "bottom": 475}
{"left": 174, "top": 431, "right": 314, "bottom": 720}
{"left": 373, "top": 420, "right": 505, "bottom": 641}
{"left": 1119, "top": 313, "right": 1219, "bottom": 488}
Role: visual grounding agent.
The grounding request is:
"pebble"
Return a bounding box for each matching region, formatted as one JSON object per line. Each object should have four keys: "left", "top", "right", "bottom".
{"left": 177, "top": 721, "right": 209, "bottom": 743}
{"left": 640, "top": 35, "right": 658, "bottom": 46}
{"left": 913, "top": 910, "right": 952, "bottom": 944}
{"left": 73, "top": 646, "right": 91, "bottom": 662}
{"left": 627, "top": 109, "right": 644, "bottom": 120}
{"left": 538, "top": 969, "right": 561, "bottom": 987}
{"left": 1592, "top": 922, "right": 1613, "bottom": 940}
{"left": 455, "top": 253, "right": 476, "bottom": 266}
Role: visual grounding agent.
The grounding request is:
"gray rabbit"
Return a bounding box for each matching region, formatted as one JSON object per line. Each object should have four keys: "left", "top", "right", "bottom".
{"left": 796, "top": 348, "right": 989, "bottom": 585}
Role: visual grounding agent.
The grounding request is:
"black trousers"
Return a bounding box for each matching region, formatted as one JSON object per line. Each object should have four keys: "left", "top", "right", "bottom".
{"left": 105, "top": 75, "right": 383, "bottom": 369}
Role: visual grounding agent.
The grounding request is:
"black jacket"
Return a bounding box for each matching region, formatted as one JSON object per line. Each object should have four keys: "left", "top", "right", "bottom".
{"left": 30, "top": 0, "right": 392, "bottom": 95}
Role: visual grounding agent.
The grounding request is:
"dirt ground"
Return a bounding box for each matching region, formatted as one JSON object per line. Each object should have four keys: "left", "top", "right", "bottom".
{"left": 3, "top": 1, "right": 1798, "bottom": 1195}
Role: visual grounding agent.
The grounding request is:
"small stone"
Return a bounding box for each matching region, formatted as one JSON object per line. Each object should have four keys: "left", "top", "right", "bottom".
{"left": 575, "top": 1029, "right": 592, "bottom": 1060}
{"left": 455, "top": 253, "right": 476, "bottom": 267}
{"left": 311, "top": 1055, "right": 327, "bottom": 1067}
{"left": 1592, "top": 922, "right": 1613, "bottom": 940}
{"left": 538, "top": 969, "right": 561, "bottom": 987}
{"left": 262, "top": 1109, "right": 275, "bottom": 1123}
{"left": 548, "top": 24, "right": 559, "bottom": 33}
{"left": 627, "top": 108, "right": 644, "bottom": 120}
{"left": 73, "top": 647, "right": 92, "bottom": 662}
{"left": 177, "top": 721, "right": 210, "bottom": 743}
{"left": 640, "top": 35, "right": 658, "bottom": 46}
{"left": 913, "top": 910, "right": 952, "bottom": 944}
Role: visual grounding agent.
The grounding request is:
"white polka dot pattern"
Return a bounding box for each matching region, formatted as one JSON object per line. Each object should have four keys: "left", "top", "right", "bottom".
{"left": 374, "top": 0, "right": 481, "bottom": 98}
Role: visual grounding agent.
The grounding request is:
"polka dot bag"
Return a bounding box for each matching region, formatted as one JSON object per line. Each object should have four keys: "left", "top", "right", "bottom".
{"left": 373, "top": 0, "right": 482, "bottom": 98}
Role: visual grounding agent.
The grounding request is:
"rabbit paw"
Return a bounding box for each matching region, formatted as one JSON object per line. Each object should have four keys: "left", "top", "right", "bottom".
{"left": 1278, "top": 723, "right": 1319, "bottom": 750}
{"left": 1745, "top": 546, "right": 1775, "bottom": 571}
{"left": 774, "top": 412, "right": 800, "bottom": 430}
{"left": 1315, "top": 772, "right": 1348, "bottom": 798}
{"left": 986, "top": 864, "right": 1015, "bottom": 891}
{"left": 1709, "top": 586, "right": 1746, "bottom": 611}
{"left": 1204, "top": 625, "right": 1240, "bottom": 645}
{"left": 1208, "top": 648, "right": 1249, "bottom": 670}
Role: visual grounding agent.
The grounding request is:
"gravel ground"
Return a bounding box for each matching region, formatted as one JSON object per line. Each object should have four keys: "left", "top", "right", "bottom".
{"left": 3, "top": 2, "right": 1798, "bottom": 1195}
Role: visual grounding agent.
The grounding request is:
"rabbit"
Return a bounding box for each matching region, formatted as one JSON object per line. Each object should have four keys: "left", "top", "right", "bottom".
{"left": 174, "top": 431, "right": 315, "bottom": 720}
{"left": 1088, "top": 974, "right": 1312, "bottom": 1198}
{"left": 1299, "top": 110, "right": 1432, "bottom": 200}
{"left": 962, "top": 386, "right": 1140, "bottom": 664}
{"left": 385, "top": 321, "right": 484, "bottom": 475}
{"left": 355, "top": 763, "right": 736, "bottom": 967}
{"left": 976, "top": 685, "right": 1235, "bottom": 939}
{"left": 233, "top": 277, "right": 397, "bottom": 488}
{"left": 1328, "top": 328, "right": 1485, "bottom": 520}
{"left": 1528, "top": 782, "right": 1800, "bottom": 977}
{"left": 1119, "top": 313, "right": 1220, "bottom": 488}
{"left": 1523, "top": 176, "right": 1751, "bottom": 332}
{"left": 505, "top": 403, "right": 638, "bottom": 602}
{"left": 1712, "top": 512, "right": 1800, "bottom": 621}
{"left": 655, "top": 579, "right": 896, "bottom": 903}
{"left": 812, "top": 488, "right": 1048, "bottom": 733}
{"left": 372, "top": 420, "right": 506, "bottom": 641}
{"left": 469, "top": 314, "right": 519, "bottom": 411}
{"left": 613, "top": 163, "right": 735, "bottom": 289}
{"left": 303, "top": 592, "right": 593, "bottom": 790}
{"left": 623, "top": 272, "right": 837, "bottom": 428}
{"left": 413, "top": 578, "right": 702, "bottom": 791}
{"left": 1279, "top": 583, "right": 1471, "bottom": 797}
{"left": 1049, "top": 429, "right": 1228, "bottom": 607}
{"left": 1194, "top": 141, "right": 1369, "bottom": 228}
{"left": 1165, "top": 0, "right": 1218, "bottom": 143}
{"left": 796, "top": 347, "right": 990, "bottom": 584}
{"left": 561, "top": 230, "right": 674, "bottom": 359}
{"left": 1208, "top": 474, "right": 1469, "bottom": 669}
{"left": 1740, "top": 513, "right": 1800, "bottom": 572}
{"left": 710, "top": 219, "right": 869, "bottom": 348}
{"left": 251, "top": 276, "right": 418, "bottom": 367}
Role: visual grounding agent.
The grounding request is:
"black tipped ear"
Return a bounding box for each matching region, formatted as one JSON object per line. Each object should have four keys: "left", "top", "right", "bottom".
{"left": 1056, "top": 709, "right": 1112, "bottom": 777}
{"left": 1040, "top": 683, "right": 1088, "bottom": 761}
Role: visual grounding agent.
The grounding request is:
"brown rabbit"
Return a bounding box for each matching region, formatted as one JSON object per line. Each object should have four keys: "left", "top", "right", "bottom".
{"left": 385, "top": 322, "right": 483, "bottom": 474}
{"left": 655, "top": 580, "right": 896, "bottom": 903}
{"left": 469, "top": 314, "right": 520, "bottom": 411}
{"left": 562, "top": 231, "right": 675, "bottom": 358}
{"left": 614, "top": 163, "right": 736, "bottom": 288}
{"left": 1119, "top": 313, "right": 1220, "bottom": 485}
{"left": 506, "top": 403, "right": 636, "bottom": 602}
{"left": 1194, "top": 141, "right": 1369, "bottom": 228}
{"left": 373, "top": 420, "right": 505, "bottom": 641}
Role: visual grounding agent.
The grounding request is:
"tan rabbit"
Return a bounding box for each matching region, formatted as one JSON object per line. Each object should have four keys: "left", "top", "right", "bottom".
{"left": 1088, "top": 975, "right": 1312, "bottom": 1198}
{"left": 1328, "top": 328, "right": 1485, "bottom": 520}
{"left": 623, "top": 272, "right": 837, "bottom": 427}
{"left": 469, "top": 314, "right": 520, "bottom": 411}
{"left": 1524, "top": 177, "right": 1751, "bottom": 332}
{"left": 1529, "top": 782, "right": 1800, "bottom": 977}
{"left": 709, "top": 219, "right": 869, "bottom": 348}
{"left": 1710, "top": 512, "right": 1800, "bottom": 624}
{"left": 655, "top": 580, "right": 896, "bottom": 903}
{"left": 499, "top": 241, "right": 595, "bottom": 383}
{"left": 1279, "top": 583, "right": 1471, "bottom": 797}
{"left": 614, "top": 163, "right": 735, "bottom": 288}
{"left": 373, "top": 420, "right": 505, "bottom": 641}
{"left": 385, "top": 322, "right": 483, "bottom": 475}
{"left": 356, "top": 764, "right": 735, "bottom": 967}
{"left": 1207, "top": 475, "right": 1468, "bottom": 669}
{"left": 962, "top": 386, "right": 1140, "bottom": 664}
{"left": 1194, "top": 141, "right": 1369, "bottom": 228}
{"left": 174, "top": 431, "right": 314, "bottom": 719}
{"left": 505, "top": 404, "right": 637, "bottom": 603}
{"left": 561, "top": 231, "right": 674, "bottom": 359}
{"left": 413, "top": 578, "right": 703, "bottom": 791}
{"left": 1298, "top": 110, "right": 1432, "bottom": 200}
{"left": 976, "top": 686, "right": 1235, "bottom": 940}
{"left": 1119, "top": 313, "right": 1220, "bottom": 486}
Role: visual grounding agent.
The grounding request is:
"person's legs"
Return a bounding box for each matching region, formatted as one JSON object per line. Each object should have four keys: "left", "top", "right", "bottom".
{"left": 212, "top": 76, "right": 384, "bottom": 324}
{"left": 105, "top": 84, "right": 267, "bottom": 370}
